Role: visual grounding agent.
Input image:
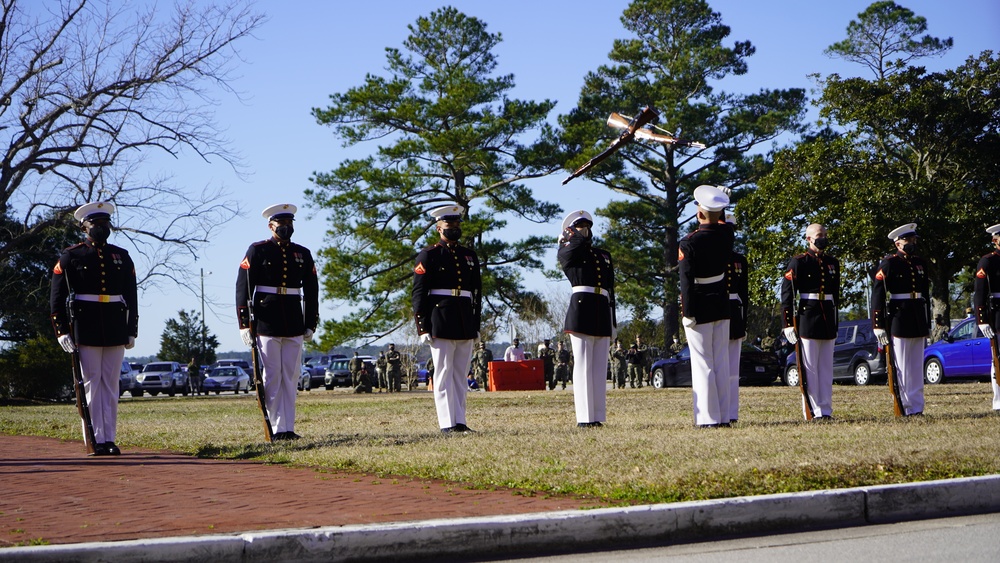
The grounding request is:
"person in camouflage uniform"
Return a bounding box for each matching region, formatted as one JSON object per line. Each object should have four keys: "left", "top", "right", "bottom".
{"left": 375, "top": 351, "right": 388, "bottom": 392}
{"left": 537, "top": 339, "right": 556, "bottom": 390}
{"left": 471, "top": 341, "right": 493, "bottom": 391}
{"left": 386, "top": 343, "right": 402, "bottom": 392}
{"left": 610, "top": 340, "right": 627, "bottom": 389}
{"left": 626, "top": 343, "right": 644, "bottom": 388}
{"left": 633, "top": 335, "right": 652, "bottom": 386}
{"left": 554, "top": 340, "right": 571, "bottom": 390}
{"left": 349, "top": 351, "right": 363, "bottom": 388}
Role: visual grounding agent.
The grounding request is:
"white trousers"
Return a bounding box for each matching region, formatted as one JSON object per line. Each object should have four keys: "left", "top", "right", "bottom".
{"left": 893, "top": 336, "right": 925, "bottom": 415}
{"left": 78, "top": 345, "right": 125, "bottom": 444}
{"left": 727, "top": 338, "right": 743, "bottom": 421}
{"left": 800, "top": 337, "right": 834, "bottom": 418}
{"left": 429, "top": 338, "right": 474, "bottom": 429}
{"left": 568, "top": 333, "right": 609, "bottom": 424}
{"left": 685, "top": 319, "right": 730, "bottom": 426}
{"left": 258, "top": 335, "right": 303, "bottom": 434}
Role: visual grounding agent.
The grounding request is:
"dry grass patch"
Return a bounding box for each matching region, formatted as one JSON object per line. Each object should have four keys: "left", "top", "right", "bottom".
{"left": 3, "top": 383, "right": 998, "bottom": 504}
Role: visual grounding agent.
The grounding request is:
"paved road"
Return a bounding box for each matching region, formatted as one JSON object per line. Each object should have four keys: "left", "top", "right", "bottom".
{"left": 495, "top": 512, "right": 1000, "bottom": 563}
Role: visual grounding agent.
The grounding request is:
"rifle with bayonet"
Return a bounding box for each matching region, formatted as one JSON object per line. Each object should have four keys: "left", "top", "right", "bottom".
{"left": 880, "top": 277, "right": 905, "bottom": 417}
{"left": 246, "top": 294, "right": 274, "bottom": 443}
{"left": 789, "top": 274, "right": 814, "bottom": 421}
{"left": 67, "top": 290, "right": 98, "bottom": 455}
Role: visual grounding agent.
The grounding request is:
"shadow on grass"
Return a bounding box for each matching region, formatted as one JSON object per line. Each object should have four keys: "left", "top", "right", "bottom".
{"left": 195, "top": 432, "right": 440, "bottom": 460}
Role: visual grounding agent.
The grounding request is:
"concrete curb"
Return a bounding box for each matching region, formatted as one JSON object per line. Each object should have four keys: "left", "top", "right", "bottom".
{"left": 5, "top": 474, "right": 999, "bottom": 562}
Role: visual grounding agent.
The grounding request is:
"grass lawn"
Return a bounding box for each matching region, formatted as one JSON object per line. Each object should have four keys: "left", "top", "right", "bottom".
{"left": 3, "top": 382, "right": 998, "bottom": 504}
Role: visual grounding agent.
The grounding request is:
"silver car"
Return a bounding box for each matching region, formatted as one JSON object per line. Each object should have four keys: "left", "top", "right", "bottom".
{"left": 135, "top": 361, "right": 188, "bottom": 397}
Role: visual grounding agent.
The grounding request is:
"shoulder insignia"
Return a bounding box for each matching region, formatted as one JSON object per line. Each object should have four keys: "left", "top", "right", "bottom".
{"left": 677, "top": 248, "right": 685, "bottom": 261}
{"left": 875, "top": 269, "right": 884, "bottom": 281}
{"left": 784, "top": 269, "right": 793, "bottom": 280}
{"left": 53, "top": 261, "right": 63, "bottom": 275}
{"left": 977, "top": 268, "right": 986, "bottom": 279}
{"left": 414, "top": 262, "right": 426, "bottom": 275}
{"left": 240, "top": 257, "right": 250, "bottom": 270}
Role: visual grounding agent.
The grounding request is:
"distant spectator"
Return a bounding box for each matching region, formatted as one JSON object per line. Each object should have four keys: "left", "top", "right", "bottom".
{"left": 504, "top": 338, "right": 525, "bottom": 362}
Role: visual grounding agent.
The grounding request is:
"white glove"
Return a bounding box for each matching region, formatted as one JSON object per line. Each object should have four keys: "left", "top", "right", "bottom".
{"left": 303, "top": 328, "right": 314, "bottom": 340}
{"left": 682, "top": 316, "right": 696, "bottom": 328}
{"left": 873, "top": 328, "right": 889, "bottom": 346}
{"left": 420, "top": 333, "right": 433, "bottom": 344}
{"left": 240, "top": 328, "right": 254, "bottom": 347}
{"left": 57, "top": 334, "right": 76, "bottom": 353}
{"left": 979, "top": 324, "right": 995, "bottom": 340}
{"left": 782, "top": 327, "right": 798, "bottom": 345}
{"left": 125, "top": 336, "right": 135, "bottom": 350}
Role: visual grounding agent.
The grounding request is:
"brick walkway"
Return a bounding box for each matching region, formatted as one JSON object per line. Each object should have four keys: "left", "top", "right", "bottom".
{"left": 0, "top": 435, "right": 607, "bottom": 547}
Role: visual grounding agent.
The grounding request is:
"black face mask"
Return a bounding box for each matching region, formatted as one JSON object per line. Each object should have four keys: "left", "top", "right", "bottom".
{"left": 88, "top": 224, "right": 111, "bottom": 243}
{"left": 275, "top": 225, "right": 294, "bottom": 240}
{"left": 813, "top": 237, "right": 829, "bottom": 250}
{"left": 902, "top": 242, "right": 917, "bottom": 254}
{"left": 442, "top": 227, "right": 462, "bottom": 242}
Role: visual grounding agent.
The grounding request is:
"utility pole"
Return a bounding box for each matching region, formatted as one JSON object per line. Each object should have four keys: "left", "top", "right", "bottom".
{"left": 201, "top": 268, "right": 207, "bottom": 360}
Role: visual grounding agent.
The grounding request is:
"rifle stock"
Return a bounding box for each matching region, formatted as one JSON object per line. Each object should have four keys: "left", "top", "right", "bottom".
{"left": 248, "top": 298, "right": 274, "bottom": 443}
{"left": 67, "top": 293, "right": 97, "bottom": 455}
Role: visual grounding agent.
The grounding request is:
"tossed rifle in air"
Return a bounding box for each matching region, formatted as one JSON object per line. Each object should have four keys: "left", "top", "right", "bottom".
{"left": 246, "top": 291, "right": 274, "bottom": 443}
{"left": 66, "top": 289, "right": 98, "bottom": 455}
{"left": 563, "top": 106, "right": 663, "bottom": 185}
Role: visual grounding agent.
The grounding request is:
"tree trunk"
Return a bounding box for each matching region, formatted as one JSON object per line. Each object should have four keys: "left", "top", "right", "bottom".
{"left": 929, "top": 268, "right": 952, "bottom": 343}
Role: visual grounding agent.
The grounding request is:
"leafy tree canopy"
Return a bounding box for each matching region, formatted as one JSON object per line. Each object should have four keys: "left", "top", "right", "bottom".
{"left": 158, "top": 309, "right": 219, "bottom": 365}
{"left": 559, "top": 0, "right": 806, "bottom": 349}
{"left": 307, "top": 7, "right": 565, "bottom": 348}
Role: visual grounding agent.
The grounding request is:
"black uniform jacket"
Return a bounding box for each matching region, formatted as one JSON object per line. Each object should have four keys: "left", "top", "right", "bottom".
{"left": 678, "top": 222, "right": 734, "bottom": 324}
{"left": 973, "top": 250, "right": 1000, "bottom": 330}
{"left": 871, "top": 251, "right": 931, "bottom": 337}
{"left": 412, "top": 241, "right": 482, "bottom": 339}
{"left": 50, "top": 241, "right": 138, "bottom": 346}
{"left": 728, "top": 251, "right": 750, "bottom": 340}
{"left": 236, "top": 238, "right": 319, "bottom": 337}
{"left": 780, "top": 250, "right": 840, "bottom": 340}
{"left": 558, "top": 232, "right": 617, "bottom": 337}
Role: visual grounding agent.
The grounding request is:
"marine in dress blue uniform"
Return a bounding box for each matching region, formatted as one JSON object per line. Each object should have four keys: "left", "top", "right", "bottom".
{"left": 412, "top": 204, "right": 482, "bottom": 433}
{"left": 558, "top": 210, "right": 617, "bottom": 427}
{"left": 725, "top": 214, "right": 750, "bottom": 423}
{"left": 972, "top": 223, "right": 1000, "bottom": 412}
{"left": 678, "top": 185, "right": 734, "bottom": 427}
{"left": 50, "top": 202, "right": 138, "bottom": 456}
{"left": 871, "top": 223, "right": 930, "bottom": 416}
{"left": 236, "top": 204, "right": 319, "bottom": 440}
{"left": 780, "top": 223, "right": 840, "bottom": 420}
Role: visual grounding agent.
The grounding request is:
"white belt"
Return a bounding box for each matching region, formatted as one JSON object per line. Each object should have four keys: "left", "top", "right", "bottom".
{"left": 256, "top": 285, "right": 301, "bottom": 295}
{"left": 76, "top": 294, "right": 124, "bottom": 303}
{"left": 694, "top": 273, "right": 724, "bottom": 285}
{"left": 572, "top": 285, "right": 609, "bottom": 298}
{"left": 800, "top": 293, "right": 834, "bottom": 301}
{"left": 992, "top": 293, "right": 1000, "bottom": 298}
{"left": 429, "top": 289, "right": 472, "bottom": 298}
{"left": 889, "top": 292, "right": 924, "bottom": 300}
{"left": 729, "top": 293, "right": 741, "bottom": 302}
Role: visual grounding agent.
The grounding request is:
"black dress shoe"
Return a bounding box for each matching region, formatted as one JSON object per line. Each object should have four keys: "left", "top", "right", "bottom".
{"left": 440, "top": 426, "right": 456, "bottom": 434}
{"left": 91, "top": 443, "right": 110, "bottom": 456}
{"left": 577, "top": 422, "right": 603, "bottom": 428}
{"left": 453, "top": 424, "right": 475, "bottom": 433}
{"left": 285, "top": 432, "right": 301, "bottom": 440}
{"left": 106, "top": 442, "right": 121, "bottom": 455}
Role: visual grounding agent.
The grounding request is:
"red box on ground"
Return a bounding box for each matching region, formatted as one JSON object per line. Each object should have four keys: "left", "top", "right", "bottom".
{"left": 488, "top": 359, "right": 545, "bottom": 391}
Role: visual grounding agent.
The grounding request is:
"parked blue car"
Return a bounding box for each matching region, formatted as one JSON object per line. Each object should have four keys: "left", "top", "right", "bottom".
{"left": 923, "top": 317, "right": 994, "bottom": 384}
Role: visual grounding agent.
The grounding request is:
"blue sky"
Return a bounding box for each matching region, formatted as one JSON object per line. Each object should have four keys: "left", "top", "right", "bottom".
{"left": 126, "top": 0, "right": 999, "bottom": 357}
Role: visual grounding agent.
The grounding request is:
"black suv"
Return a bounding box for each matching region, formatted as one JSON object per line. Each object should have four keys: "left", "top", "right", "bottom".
{"left": 783, "top": 319, "right": 887, "bottom": 386}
